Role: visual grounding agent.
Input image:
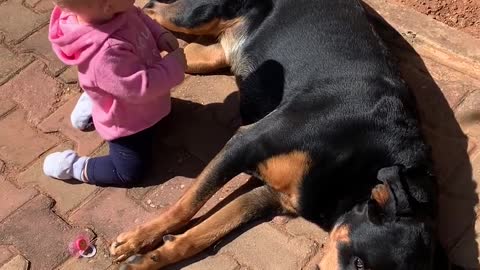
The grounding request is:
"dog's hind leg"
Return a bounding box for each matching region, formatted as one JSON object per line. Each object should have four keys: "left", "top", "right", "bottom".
{"left": 184, "top": 42, "right": 228, "bottom": 74}
{"left": 118, "top": 185, "right": 281, "bottom": 269}
{"left": 110, "top": 123, "right": 267, "bottom": 262}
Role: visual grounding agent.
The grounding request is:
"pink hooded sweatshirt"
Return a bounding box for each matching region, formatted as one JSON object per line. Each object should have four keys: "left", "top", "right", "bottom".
{"left": 49, "top": 6, "right": 185, "bottom": 140}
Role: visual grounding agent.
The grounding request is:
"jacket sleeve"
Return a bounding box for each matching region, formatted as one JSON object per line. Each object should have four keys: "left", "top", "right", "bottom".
{"left": 94, "top": 43, "right": 185, "bottom": 104}
{"left": 136, "top": 7, "right": 170, "bottom": 45}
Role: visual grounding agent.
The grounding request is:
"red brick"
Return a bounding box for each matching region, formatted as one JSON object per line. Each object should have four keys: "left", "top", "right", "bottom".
{"left": 0, "top": 195, "right": 92, "bottom": 270}
{"left": 421, "top": 127, "right": 471, "bottom": 188}
{"left": 284, "top": 218, "right": 329, "bottom": 243}
{"left": 16, "top": 143, "right": 98, "bottom": 217}
{"left": 219, "top": 223, "right": 318, "bottom": 270}
{"left": 0, "top": 109, "right": 58, "bottom": 168}
{"left": 0, "top": 0, "right": 49, "bottom": 45}
{"left": 0, "top": 46, "right": 34, "bottom": 85}
{"left": 456, "top": 90, "right": 480, "bottom": 138}
{"left": 172, "top": 75, "right": 240, "bottom": 129}
{"left": 178, "top": 254, "right": 239, "bottom": 270}
{"left": 0, "top": 255, "right": 29, "bottom": 270}
{"left": 0, "top": 61, "right": 65, "bottom": 125}
{"left": 69, "top": 188, "right": 156, "bottom": 240}
{"left": 144, "top": 173, "right": 250, "bottom": 218}
{"left": 397, "top": 62, "right": 465, "bottom": 135}
{"left": 58, "top": 237, "right": 112, "bottom": 270}
{"left": 25, "top": 0, "right": 53, "bottom": 13}
{"left": 420, "top": 58, "right": 475, "bottom": 108}
{"left": 0, "top": 179, "right": 37, "bottom": 221}
{"left": 59, "top": 67, "right": 78, "bottom": 84}
{"left": 0, "top": 99, "right": 15, "bottom": 117}
{"left": 128, "top": 142, "right": 205, "bottom": 200}
{"left": 143, "top": 176, "right": 194, "bottom": 211}
{"left": 39, "top": 94, "right": 104, "bottom": 155}
{"left": 364, "top": 0, "right": 480, "bottom": 79}
{"left": 173, "top": 75, "right": 237, "bottom": 105}
{"left": 18, "top": 25, "right": 66, "bottom": 76}
{"left": 160, "top": 105, "right": 234, "bottom": 163}
{"left": 0, "top": 246, "right": 13, "bottom": 266}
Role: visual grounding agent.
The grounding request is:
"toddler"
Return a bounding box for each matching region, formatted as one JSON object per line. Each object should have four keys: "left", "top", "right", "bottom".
{"left": 43, "top": 0, "right": 186, "bottom": 186}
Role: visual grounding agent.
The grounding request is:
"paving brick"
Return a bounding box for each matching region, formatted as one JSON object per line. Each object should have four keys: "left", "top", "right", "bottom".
{"left": 283, "top": 218, "right": 329, "bottom": 243}
{"left": 25, "top": 0, "right": 53, "bottom": 13}
{"left": 0, "top": 246, "right": 13, "bottom": 266}
{"left": 177, "top": 254, "right": 239, "bottom": 270}
{"left": 0, "top": 46, "right": 34, "bottom": 85}
{"left": 58, "top": 237, "right": 112, "bottom": 270}
{"left": 69, "top": 188, "right": 156, "bottom": 240}
{"left": 16, "top": 143, "right": 98, "bottom": 217}
{"left": 0, "top": 255, "right": 29, "bottom": 270}
{"left": 160, "top": 104, "right": 234, "bottom": 163}
{"left": 456, "top": 90, "right": 480, "bottom": 138}
{"left": 172, "top": 75, "right": 240, "bottom": 129}
{"left": 421, "top": 127, "right": 471, "bottom": 188}
{"left": 364, "top": 0, "right": 480, "bottom": 79}
{"left": 397, "top": 62, "right": 468, "bottom": 136}
{"left": 0, "top": 195, "right": 91, "bottom": 270}
{"left": 0, "top": 179, "right": 37, "bottom": 222}
{"left": 0, "top": 61, "right": 65, "bottom": 125}
{"left": 18, "top": 25, "right": 66, "bottom": 76}
{"left": 420, "top": 57, "right": 476, "bottom": 108}
{"left": 0, "top": 0, "right": 49, "bottom": 45}
{"left": 219, "top": 223, "right": 318, "bottom": 270}
{"left": 39, "top": 94, "right": 104, "bottom": 155}
{"left": 0, "top": 109, "right": 58, "bottom": 168}
{"left": 127, "top": 141, "right": 205, "bottom": 200}
{"left": 59, "top": 67, "right": 78, "bottom": 84}
{"left": 144, "top": 173, "right": 250, "bottom": 218}
{"left": 0, "top": 99, "right": 15, "bottom": 117}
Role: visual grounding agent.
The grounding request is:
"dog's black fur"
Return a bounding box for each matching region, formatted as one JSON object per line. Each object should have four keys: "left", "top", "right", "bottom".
{"left": 113, "top": 0, "right": 442, "bottom": 269}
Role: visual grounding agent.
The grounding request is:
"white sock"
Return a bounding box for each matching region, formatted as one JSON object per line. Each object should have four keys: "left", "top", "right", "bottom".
{"left": 71, "top": 92, "right": 93, "bottom": 130}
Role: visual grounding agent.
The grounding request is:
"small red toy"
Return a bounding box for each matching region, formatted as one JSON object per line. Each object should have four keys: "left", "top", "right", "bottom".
{"left": 68, "top": 234, "right": 97, "bottom": 258}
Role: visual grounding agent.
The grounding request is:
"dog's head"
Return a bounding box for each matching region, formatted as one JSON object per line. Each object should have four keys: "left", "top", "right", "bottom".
{"left": 318, "top": 165, "right": 437, "bottom": 270}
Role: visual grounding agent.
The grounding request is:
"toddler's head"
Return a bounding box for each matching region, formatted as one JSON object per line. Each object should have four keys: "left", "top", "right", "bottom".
{"left": 53, "top": 0, "right": 135, "bottom": 23}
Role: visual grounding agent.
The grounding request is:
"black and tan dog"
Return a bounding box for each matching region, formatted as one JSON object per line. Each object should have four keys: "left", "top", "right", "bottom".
{"left": 110, "top": 0, "right": 441, "bottom": 269}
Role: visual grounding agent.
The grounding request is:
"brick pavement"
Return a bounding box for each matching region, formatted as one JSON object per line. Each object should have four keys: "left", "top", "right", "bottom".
{"left": 0, "top": 0, "right": 479, "bottom": 269}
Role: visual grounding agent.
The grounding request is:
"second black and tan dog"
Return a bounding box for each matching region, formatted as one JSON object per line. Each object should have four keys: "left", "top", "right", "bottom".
{"left": 110, "top": 0, "right": 441, "bottom": 269}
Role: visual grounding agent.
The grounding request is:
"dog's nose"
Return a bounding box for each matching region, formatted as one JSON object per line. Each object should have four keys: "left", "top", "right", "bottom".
{"left": 143, "top": 1, "right": 155, "bottom": 9}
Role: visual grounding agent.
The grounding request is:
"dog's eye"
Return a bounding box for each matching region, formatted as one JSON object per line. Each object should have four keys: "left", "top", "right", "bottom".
{"left": 354, "top": 257, "right": 366, "bottom": 270}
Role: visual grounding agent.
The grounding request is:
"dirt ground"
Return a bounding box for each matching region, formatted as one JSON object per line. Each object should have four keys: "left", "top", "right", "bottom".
{"left": 392, "top": 0, "right": 480, "bottom": 39}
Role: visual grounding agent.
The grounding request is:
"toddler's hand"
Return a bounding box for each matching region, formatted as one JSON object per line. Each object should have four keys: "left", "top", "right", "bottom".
{"left": 169, "top": 48, "right": 187, "bottom": 69}
{"left": 157, "top": 32, "right": 179, "bottom": 52}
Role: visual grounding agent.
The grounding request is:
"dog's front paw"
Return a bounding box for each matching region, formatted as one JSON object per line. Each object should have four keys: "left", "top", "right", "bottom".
{"left": 110, "top": 226, "right": 158, "bottom": 262}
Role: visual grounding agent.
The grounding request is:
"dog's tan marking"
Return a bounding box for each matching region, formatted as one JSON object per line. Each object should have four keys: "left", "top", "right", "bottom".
{"left": 184, "top": 42, "right": 228, "bottom": 74}
{"left": 371, "top": 184, "right": 390, "bottom": 208}
{"left": 258, "top": 151, "right": 311, "bottom": 214}
{"left": 319, "top": 225, "right": 351, "bottom": 270}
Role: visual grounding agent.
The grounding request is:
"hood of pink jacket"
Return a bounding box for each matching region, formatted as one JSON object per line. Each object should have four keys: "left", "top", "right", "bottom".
{"left": 48, "top": 6, "right": 127, "bottom": 66}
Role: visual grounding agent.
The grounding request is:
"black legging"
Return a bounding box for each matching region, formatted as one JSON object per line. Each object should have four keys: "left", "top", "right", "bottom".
{"left": 85, "top": 125, "right": 155, "bottom": 186}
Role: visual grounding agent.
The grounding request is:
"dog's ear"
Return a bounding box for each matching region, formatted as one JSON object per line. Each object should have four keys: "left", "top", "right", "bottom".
{"left": 370, "top": 166, "right": 412, "bottom": 220}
